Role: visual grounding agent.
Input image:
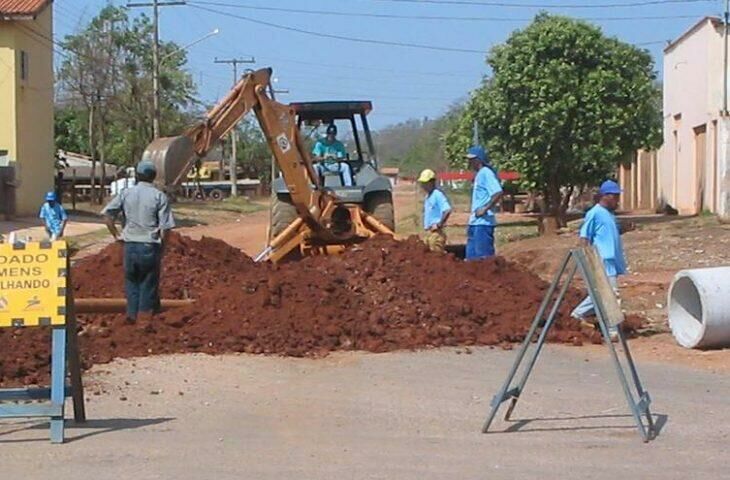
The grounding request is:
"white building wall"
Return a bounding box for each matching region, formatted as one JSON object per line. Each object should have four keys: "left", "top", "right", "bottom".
{"left": 659, "top": 18, "right": 725, "bottom": 215}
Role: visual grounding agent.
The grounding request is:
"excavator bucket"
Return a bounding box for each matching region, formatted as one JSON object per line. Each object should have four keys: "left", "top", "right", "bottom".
{"left": 141, "top": 135, "right": 197, "bottom": 192}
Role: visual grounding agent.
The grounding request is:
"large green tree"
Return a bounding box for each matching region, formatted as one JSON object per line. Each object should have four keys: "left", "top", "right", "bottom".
{"left": 445, "top": 13, "right": 661, "bottom": 224}
{"left": 56, "top": 5, "right": 197, "bottom": 201}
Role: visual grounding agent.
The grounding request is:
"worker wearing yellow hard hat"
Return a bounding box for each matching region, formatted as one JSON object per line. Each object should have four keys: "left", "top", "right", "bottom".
{"left": 417, "top": 168, "right": 452, "bottom": 253}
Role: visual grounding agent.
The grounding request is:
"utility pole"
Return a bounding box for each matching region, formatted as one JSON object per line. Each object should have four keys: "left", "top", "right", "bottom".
{"left": 722, "top": 0, "right": 730, "bottom": 117}
{"left": 128, "top": 0, "right": 186, "bottom": 138}
{"left": 214, "top": 57, "right": 255, "bottom": 197}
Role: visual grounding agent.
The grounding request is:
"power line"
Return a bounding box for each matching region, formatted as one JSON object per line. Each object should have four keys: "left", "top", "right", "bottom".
{"left": 187, "top": 4, "right": 486, "bottom": 54}
{"left": 373, "top": 0, "right": 713, "bottom": 8}
{"left": 188, "top": 0, "right": 699, "bottom": 22}
{"left": 636, "top": 40, "right": 671, "bottom": 45}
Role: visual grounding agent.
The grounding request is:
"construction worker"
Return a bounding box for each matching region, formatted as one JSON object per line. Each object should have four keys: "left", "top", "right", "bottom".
{"left": 312, "top": 123, "right": 354, "bottom": 186}
{"left": 571, "top": 180, "right": 632, "bottom": 339}
{"left": 39, "top": 191, "right": 68, "bottom": 241}
{"left": 465, "top": 146, "right": 503, "bottom": 260}
{"left": 417, "top": 168, "right": 452, "bottom": 253}
{"left": 101, "top": 160, "right": 175, "bottom": 327}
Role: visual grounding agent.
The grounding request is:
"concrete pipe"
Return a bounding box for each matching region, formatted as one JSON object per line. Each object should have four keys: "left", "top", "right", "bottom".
{"left": 668, "top": 267, "right": 730, "bottom": 349}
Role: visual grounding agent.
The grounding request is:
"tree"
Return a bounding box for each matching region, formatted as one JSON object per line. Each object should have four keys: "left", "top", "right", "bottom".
{"left": 233, "top": 117, "right": 271, "bottom": 185}
{"left": 445, "top": 13, "right": 661, "bottom": 226}
{"left": 375, "top": 104, "right": 464, "bottom": 177}
{"left": 56, "top": 5, "right": 197, "bottom": 201}
{"left": 54, "top": 106, "right": 88, "bottom": 154}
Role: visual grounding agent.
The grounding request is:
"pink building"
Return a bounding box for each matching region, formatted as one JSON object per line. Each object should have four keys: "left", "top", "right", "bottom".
{"left": 659, "top": 16, "right": 730, "bottom": 216}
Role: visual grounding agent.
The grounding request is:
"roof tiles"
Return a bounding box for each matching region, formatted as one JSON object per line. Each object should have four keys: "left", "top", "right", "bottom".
{"left": 0, "top": 0, "right": 51, "bottom": 18}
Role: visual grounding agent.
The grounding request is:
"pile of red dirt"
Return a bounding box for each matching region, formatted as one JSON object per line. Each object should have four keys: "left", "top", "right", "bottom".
{"left": 0, "top": 232, "right": 641, "bottom": 386}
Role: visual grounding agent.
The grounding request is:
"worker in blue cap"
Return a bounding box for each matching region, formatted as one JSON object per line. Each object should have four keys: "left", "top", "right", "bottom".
{"left": 38, "top": 191, "right": 68, "bottom": 241}
{"left": 572, "top": 179, "right": 633, "bottom": 340}
{"left": 465, "top": 145, "right": 503, "bottom": 260}
{"left": 101, "top": 160, "right": 175, "bottom": 329}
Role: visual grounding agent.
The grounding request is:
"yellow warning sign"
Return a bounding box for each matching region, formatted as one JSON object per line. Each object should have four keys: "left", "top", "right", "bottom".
{"left": 0, "top": 241, "right": 68, "bottom": 327}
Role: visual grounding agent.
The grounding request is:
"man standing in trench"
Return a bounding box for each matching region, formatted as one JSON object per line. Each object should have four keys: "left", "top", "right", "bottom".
{"left": 571, "top": 179, "right": 633, "bottom": 340}
{"left": 101, "top": 161, "right": 175, "bottom": 329}
{"left": 466, "top": 146, "right": 503, "bottom": 260}
{"left": 417, "top": 168, "right": 452, "bottom": 253}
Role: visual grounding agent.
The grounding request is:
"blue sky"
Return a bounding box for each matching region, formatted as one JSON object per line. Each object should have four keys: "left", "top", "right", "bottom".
{"left": 52, "top": 0, "right": 721, "bottom": 129}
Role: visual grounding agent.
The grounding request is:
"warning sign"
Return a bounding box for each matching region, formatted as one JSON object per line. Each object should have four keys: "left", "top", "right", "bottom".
{"left": 0, "top": 241, "right": 67, "bottom": 327}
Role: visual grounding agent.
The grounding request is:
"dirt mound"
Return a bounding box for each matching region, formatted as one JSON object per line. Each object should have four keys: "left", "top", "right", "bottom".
{"left": 0, "top": 232, "right": 640, "bottom": 386}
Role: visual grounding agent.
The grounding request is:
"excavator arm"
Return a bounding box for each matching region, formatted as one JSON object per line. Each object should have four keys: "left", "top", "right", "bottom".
{"left": 142, "top": 67, "right": 393, "bottom": 262}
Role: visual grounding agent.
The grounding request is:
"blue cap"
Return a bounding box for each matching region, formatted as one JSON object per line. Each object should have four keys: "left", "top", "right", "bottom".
{"left": 599, "top": 180, "right": 622, "bottom": 196}
{"left": 45, "top": 191, "right": 57, "bottom": 202}
{"left": 466, "top": 145, "right": 489, "bottom": 164}
{"left": 136, "top": 160, "right": 157, "bottom": 176}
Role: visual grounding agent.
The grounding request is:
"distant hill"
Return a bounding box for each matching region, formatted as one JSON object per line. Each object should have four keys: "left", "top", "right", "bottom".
{"left": 374, "top": 105, "right": 464, "bottom": 176}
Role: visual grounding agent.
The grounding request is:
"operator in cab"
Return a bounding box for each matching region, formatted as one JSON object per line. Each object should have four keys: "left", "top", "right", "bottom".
{"left": 101, "top": 160, "right": 175, "bottom": 330}
{"left": 312, "top": 123, "right": 354, "bottom": 186}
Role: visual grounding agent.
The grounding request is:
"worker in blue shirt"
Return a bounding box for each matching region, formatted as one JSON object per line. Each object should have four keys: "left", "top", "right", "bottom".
{"left": 38, "top": 191, "right": 68, "bottom": 241}
{"left": 417, "top": 168, "right": 452, "bottom": 253}
{"left": 312, "top": 124, "right": 354, "bottom": 186}
{"left": 465, "top": 146, "right": 503, "bottom": 260}
{"left": 572, "top": 180, "right": 634, "bottom": 339}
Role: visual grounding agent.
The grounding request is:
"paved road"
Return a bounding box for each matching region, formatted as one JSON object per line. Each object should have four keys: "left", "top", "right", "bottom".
{"left": 0, "top": 346, "right": 727, "bottom": 479}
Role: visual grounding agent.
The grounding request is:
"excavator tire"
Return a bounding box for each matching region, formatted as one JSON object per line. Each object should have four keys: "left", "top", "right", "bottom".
{"left": 271, "top": 194, "right": 298, "bottom": 238}
{"left": 365, "top": 191, "right": 395, "bottom": 232}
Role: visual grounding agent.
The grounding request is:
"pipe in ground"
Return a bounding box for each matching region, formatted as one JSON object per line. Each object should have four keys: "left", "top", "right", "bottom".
{"left": 74, "top": 298, "right": 194, "bottom": 314}
{"left": 668, "top": 267, "right": 730, "bottom": 348}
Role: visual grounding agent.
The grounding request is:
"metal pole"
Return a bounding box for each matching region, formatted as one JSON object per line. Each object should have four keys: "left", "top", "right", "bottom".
{"left": 230, "top": 61, "right": 238, "bottom": 197}
{"left": 152, "top": 0, "right": 160, "bottom": 138}
{"left": 214, "top": 57, "right": 255, "bottom": 197}
{"left": 268, "top": 85, "right": 277, "bottom": 242}
{"left": 127, "top": 1, "right": 186, "bottom": 137}
{"left": 722, "top": 0, "right": 730, "bottom": 116}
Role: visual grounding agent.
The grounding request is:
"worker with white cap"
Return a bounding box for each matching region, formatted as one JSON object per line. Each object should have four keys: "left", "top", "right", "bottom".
{"left": 101, "top": 160, "right": 175, "bottom": 328}
{"left": 572, "top": 179, "right": 633, "bottom": 340}
{"left": 417, "top": 168, "right": 452, "bottom": 253}
{"left": 465, "top": 145, "right": 503, "bottom": 260}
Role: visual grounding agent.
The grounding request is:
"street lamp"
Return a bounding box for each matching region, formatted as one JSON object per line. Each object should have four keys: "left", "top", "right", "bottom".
{"left": 161, "top": 28, "right": 220, "bottom": 63}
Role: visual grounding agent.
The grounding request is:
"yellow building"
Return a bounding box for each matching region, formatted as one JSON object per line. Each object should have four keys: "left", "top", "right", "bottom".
{"left": 0, "top": 0, "right": 53, "bottom": 216}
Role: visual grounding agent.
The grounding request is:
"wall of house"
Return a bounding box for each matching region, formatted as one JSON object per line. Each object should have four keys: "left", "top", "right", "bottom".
{"left": 0, "top": 22, "right": 18, "bottom": 170}
{"left": 659, "top": 19, "right": 724, "bottom": 215}
{"left": 13, "top": 7, "right": 54, "bottom": 216}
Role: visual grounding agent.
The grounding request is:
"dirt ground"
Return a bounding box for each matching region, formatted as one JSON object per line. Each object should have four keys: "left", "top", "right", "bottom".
{"left": 2, "top": 185, "right": 730, "bottom": 477}
{"left": 1, "top": 347, "right": 728, "bottom": 479}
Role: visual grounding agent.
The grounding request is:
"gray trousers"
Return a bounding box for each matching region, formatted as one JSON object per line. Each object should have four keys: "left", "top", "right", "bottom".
{"left": 571, "top": 275, "right": 619, "bottom": 320}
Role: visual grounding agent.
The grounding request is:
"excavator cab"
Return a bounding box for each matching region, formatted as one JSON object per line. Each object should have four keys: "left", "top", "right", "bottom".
{"left": 270, "top": 101, "right": 395, "bottom": 239}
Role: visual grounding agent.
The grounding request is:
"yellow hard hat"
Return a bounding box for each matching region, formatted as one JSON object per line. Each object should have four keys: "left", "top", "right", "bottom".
{"left": 417, "top": 168, "right": 436, "bottom": 183}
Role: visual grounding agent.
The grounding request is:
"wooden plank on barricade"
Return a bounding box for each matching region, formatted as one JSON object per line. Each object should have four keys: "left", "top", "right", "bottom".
{"left": 580, "top": 246, "right": 625, "bottom": 327}
{"left": 65, "top": 272, "right": 86, "bottom": 423}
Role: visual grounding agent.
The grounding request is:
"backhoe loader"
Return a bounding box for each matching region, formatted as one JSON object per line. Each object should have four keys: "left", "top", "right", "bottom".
{"left": 140, "top": 67, "right": 394, "bottom": 263}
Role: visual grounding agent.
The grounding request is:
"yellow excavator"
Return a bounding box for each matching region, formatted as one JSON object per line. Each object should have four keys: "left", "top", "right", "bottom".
{"left": 141, "top": 68, "right": 394, "bottom": 263}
